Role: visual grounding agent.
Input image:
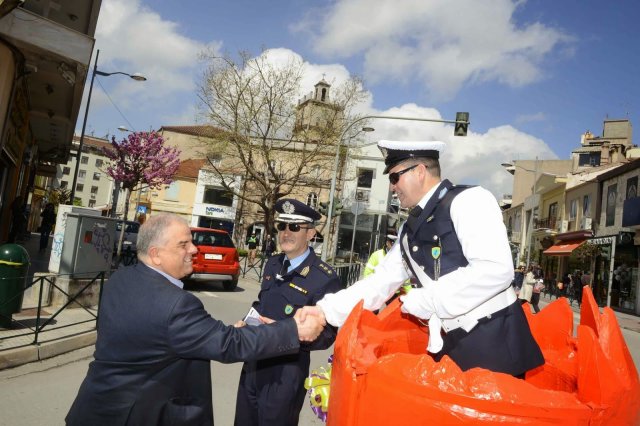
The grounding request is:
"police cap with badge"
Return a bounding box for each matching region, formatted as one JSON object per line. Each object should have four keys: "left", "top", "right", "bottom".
{"left": 274, "top": 198, "right": 320, "bottom": 231}
{"left": 378, "top": 140, "right": 446, "bottom": 174}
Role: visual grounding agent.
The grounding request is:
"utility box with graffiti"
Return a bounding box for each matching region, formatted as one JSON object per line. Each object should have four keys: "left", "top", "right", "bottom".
{"left": 59, "top": 214, "right": 118, "bottom": 277}
{"left": 48, "top": 205, "right": 102, "bottom": 273}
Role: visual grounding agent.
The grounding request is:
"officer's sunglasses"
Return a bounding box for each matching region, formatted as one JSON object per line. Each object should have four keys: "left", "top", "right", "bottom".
{"left": 388, "top": 164, "right": 420, "bottom": 185}
{"left": 276, "top": 222, "right": 311, "bottom": 232}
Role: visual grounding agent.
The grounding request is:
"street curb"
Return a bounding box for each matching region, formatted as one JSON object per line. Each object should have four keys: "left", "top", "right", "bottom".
{"left": 0, "top": 331, "right": 96, "bottom": 371}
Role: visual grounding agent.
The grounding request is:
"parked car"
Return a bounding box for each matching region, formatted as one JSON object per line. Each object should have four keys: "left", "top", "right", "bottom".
{"left": 188, "top": 227, "right": 240, "bottom": 291}
{"left": 114, "top": 220, "right": 140, "bottom": 252}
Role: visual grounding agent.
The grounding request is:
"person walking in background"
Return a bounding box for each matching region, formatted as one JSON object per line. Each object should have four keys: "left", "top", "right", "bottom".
{"left": 7, "top": 195, "right": 26, "bottom": 243}
{"left": 39, "top": 203, "right": 56, "bottom": 252}
{"left": 234, "top": 199, "right": 341, "bottom": 426}
{"left": 66, "top": 213, "right": 323, "bottom": 426}
{"left": 519, "top": 266, "right": 535, "bottom": 307}
{"left": 247, "top": 232, "right": 258, "bottom": 266}
{"left": 262, "top": 233, "right": 276, "bottom": 258}
{"left": 530, "top": 272, "right": 543, "bottom": 313}
{"left": 364, "top": 233, "right": 397, "bottom": 276}
{"left": 512, "top": 265, "right": 525, "bottom": 296}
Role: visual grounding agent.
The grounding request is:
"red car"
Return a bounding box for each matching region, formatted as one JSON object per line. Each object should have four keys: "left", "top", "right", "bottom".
{"left": 188, "top": 227, "right": 240, "bottom": 291}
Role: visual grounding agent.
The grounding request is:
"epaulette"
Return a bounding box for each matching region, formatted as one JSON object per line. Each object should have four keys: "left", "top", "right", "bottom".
{"left": 315, "top": 259, "right": 335, "bottom": 276}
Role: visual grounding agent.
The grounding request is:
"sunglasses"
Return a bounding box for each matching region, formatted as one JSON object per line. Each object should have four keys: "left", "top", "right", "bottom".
{"left": 276, "top": 222, "right": 312, "bottom": 232}
{"left": 389, "top": 164, "right": 419, "bottom": 185}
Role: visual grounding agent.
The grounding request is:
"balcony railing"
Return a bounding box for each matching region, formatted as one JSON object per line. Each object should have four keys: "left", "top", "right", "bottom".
{"left": 534, "top": 216, "right": 559, "bottom": 231}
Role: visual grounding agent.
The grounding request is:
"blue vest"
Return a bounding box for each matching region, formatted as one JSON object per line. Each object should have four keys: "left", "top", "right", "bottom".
{"left": 401, "top": 180, "right": 473, "bottom": 281}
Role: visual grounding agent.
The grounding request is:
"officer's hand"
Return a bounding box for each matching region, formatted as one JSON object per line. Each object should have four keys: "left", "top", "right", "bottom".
{"left": 294, "top": 306, "right": 326, "bottom": 327}
{"left": 294, "top": 314, "right": 323, "bottom": 342}
{"left": 233, "top": 320, "right": 246, "bottom": 328}
{"left": 259, "top": 315, "right": 275, "bottom": 324}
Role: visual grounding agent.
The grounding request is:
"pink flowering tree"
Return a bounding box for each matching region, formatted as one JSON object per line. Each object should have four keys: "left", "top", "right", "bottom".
{"left": 103, "top": 130, "right": 180, "bottom": 221}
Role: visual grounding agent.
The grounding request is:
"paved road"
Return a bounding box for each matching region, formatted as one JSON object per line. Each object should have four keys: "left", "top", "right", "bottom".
{"left": 0, "top": 276, "right": 327, "bottom": 426}
{"left": 0, "top": 274, "right": 638, "bottom": 425}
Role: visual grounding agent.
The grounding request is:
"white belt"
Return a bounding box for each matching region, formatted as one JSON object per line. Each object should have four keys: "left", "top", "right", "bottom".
{"left": 440, "top": 287, "right": 516, "bottom": 333}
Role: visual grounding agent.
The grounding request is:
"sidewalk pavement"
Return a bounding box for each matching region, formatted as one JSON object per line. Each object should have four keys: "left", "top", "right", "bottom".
{"left": 536, "top": 293, "right": 640, "bottom": 333}
{"left": 1, "top": 234, "right": 638, "bottom": 370}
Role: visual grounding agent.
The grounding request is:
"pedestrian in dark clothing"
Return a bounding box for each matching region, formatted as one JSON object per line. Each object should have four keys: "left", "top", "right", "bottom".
{"left": 263, "top": 234, "right": 276, "bottom": 258}
{"left": 513, "top": 265, "right": 525, "bottom": 295}
{"left": 561, "top": 272, "right": 571, "bottom": 298}
{"left": 7, "top": 196, "right": 26, "bottom": 243}
{"left": 39, "top": 203, "right": 56, "bottom": 252}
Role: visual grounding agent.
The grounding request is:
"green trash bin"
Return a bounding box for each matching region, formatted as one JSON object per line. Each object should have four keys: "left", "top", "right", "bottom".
{"left": 0, "top": 244, "right": 30, "bottom": 328}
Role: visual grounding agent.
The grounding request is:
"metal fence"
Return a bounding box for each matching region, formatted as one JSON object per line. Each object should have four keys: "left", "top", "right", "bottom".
{"left": 0, "top": 271, "right": 105, "bottom": 352}
{"left": 331, "top": 262, "right": 363, "bottom": 288}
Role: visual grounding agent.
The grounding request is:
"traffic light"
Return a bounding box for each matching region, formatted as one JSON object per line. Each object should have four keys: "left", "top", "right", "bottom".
{"left": 454, "top": 112, "right": 469, "bottom": 136}
{"left": 318, "top": 201, "right": 329, "bottom": 216}
{"left": 333, "top": 199, "right": 343, "bottom": 216}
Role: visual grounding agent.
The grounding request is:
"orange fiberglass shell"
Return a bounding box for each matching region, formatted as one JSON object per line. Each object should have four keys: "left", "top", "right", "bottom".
{"left": 326, "top": 287, "right": 639, "bottom": 425}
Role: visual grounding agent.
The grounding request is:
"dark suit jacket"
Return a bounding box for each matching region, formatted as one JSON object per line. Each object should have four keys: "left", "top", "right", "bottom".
{"left": 66, "top": 263, "right": 299, "bottom": 426}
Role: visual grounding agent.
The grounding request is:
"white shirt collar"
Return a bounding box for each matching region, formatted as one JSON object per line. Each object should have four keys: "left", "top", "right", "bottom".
{"left": 416, "top": 180, "right": 443, "bottom": 209}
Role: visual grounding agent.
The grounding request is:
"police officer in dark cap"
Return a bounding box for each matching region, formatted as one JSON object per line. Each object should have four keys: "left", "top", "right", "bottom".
{"left": 234, "top": 198, "right": 341, "bottom": 426}
{"left": 298, "top": 140, "right": 544, "bottom": 379}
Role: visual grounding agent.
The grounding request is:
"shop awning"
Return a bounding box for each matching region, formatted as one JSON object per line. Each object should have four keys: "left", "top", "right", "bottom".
{"left": 543, "top": 240, "right": 586, "bottom": 256}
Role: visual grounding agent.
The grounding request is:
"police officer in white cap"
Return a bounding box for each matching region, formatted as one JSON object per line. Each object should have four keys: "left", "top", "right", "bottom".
{"left": 297, "top": 140, "right": 543, "bottom": 378}
{"left": 234, "top": 198, "right": 341, "bottom": 426}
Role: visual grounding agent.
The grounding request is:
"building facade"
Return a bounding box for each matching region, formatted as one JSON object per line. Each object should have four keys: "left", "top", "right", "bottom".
{"left": 0, "top": 1, "right": 101, "bottom": 240}
{"left": 503, "top": 119, "right": 640, "bottom": 315}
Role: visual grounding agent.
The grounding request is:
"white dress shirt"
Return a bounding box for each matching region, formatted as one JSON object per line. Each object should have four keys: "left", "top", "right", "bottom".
{"left": 317, "top": 181, "right": 514, "bottom": 328}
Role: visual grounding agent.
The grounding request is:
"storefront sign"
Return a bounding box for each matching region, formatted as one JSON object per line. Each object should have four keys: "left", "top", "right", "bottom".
{"left": 205, "top": 206, "right": 225, "bottom": 216}
{"left": 588, "top": 236, "right": 615, "bottom": 245}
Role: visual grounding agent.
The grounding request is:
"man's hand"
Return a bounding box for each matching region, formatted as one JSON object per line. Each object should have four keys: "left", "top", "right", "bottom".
{"left": 259, "top": 315, "right": 275, "bottom": 324}
{"left": 294, "top": 305, "right": 326, "bottom": 327}
{"left": 233, "top": 320, "right": 246, "bottom": 328}
{"left": 294, "top": 313, "right": 324, "bottom": 342}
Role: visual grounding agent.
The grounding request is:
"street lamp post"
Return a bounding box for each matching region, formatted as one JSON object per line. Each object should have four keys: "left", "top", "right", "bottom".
{"left": 69, "top": 49, "right": 146, "bottom": 205}
{"left": 321, "top": 113, "right": 470, "bottom": 261}
{"left": 502, "top": 158, "right": 539, "bottom": 267}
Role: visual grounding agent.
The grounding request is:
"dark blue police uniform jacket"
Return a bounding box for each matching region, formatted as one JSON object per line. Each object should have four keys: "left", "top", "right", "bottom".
{"left": 235, "top": 250, "right": 341, "bottom": 426}
{"left": 402, "top": 179, "right": 544, "bottom": 377}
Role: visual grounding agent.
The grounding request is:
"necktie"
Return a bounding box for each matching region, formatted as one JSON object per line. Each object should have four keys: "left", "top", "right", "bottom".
{"left": 280, "top": 259, "right": 291, "bottom": 276}
{"left": 407, "top": 205, "right": 423, "bottom": 232}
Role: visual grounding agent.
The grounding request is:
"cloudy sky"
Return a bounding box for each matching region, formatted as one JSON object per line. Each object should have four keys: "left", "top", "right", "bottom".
{"left": 83, "top": 0, "right": 639, "bottom": 198}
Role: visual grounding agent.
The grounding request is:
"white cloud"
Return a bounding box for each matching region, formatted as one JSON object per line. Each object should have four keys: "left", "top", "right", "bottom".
{"left": 299, "top": 0, "right": 572, "bottom": 99}
{"left": 88, "top": 0, "right": 222, "bottom": 109}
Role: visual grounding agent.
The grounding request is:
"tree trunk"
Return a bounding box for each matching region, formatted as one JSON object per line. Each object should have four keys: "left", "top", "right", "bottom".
{"left": 116, "top": 189, "right": 133, "bottom": 262}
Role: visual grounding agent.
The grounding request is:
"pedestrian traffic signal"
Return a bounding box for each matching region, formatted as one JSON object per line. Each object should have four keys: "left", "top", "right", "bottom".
{"left": 454, "top": 112, "right": 469, "bottom": 136}
{"left": 318, "top": 201, "right": 329, "bottom": 216}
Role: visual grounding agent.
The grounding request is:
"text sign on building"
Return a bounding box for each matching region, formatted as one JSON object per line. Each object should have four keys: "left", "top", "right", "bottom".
{"left": 205, "top": 206, "right": 225, "bottom": 216}
{"left": 588, "top": 236, "right": 615, "bottom": 245}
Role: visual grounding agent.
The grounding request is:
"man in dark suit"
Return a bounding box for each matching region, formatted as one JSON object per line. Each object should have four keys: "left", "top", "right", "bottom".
{"left": 66, "top": 213, "right": 323, "bottom": 426}
{"left": 234, "top": 199, "right": 341, "bottom": 426}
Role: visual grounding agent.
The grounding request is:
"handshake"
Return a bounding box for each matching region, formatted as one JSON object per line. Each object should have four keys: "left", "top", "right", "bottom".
{"left": 234, "top": 306, "right": 328, "bottom": 342}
